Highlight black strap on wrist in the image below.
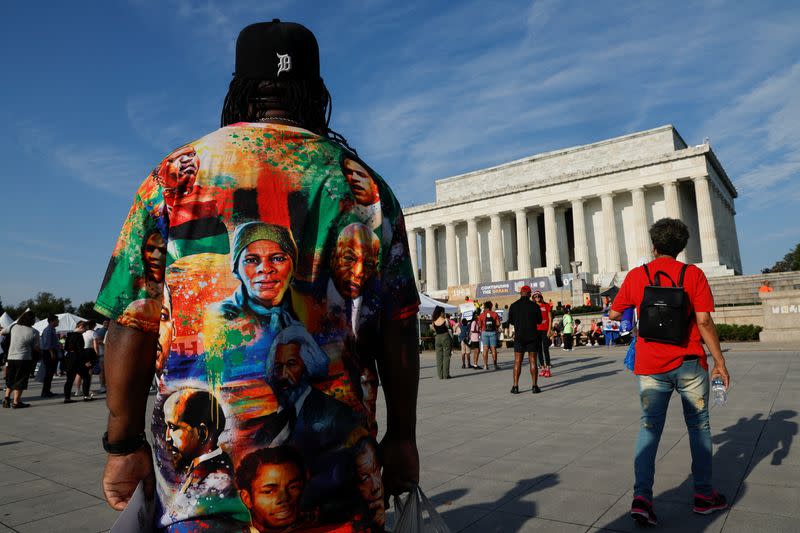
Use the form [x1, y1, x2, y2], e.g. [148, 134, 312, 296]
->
[103, 432, 147, 455]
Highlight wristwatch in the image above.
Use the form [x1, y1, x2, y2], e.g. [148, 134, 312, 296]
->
[102, 432, 147, 455]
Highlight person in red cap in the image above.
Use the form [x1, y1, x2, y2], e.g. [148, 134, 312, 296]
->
[532, 290, 553, 377]
[503, 285, 542, 394]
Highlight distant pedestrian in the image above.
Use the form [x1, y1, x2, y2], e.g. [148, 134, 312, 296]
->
[562, 305, 574, 351]
[468, 317, 481, 369]
[93, 319, 109, 394]
[610, 218, 731, 525]
[63, 322, 95, 403]
[39, 314, 60, 397]
[457, 318, 470, 368]
[430, 306, 452, 379]
[1, 310, 40, 408]
[503, 285, 542, 394]
[758, 280, 773, 293]
[533, 291, 553, 377]
[478, 301, 501, 370]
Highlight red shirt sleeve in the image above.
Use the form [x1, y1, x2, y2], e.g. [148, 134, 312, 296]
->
[689, 266, 715, 312]
[611, 268, 639, 313]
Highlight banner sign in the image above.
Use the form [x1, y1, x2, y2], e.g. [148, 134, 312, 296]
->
[476, 276, 552, 298]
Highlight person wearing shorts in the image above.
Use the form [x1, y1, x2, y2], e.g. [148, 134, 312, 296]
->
[478, 301, 501, 370]
[468, 318, 481, 369]
[503, 286, 542, 394]
[457, 318, 470, 368]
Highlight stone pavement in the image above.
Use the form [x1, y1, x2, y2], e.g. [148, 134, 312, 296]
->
[0, 343, 796, 532]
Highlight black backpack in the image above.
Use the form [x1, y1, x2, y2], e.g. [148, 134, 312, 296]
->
[484, 313, 497, 332]
[638, 263, 690, 345]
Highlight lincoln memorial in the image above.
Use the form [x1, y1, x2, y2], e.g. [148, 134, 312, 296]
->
[403, 125, 742, 300]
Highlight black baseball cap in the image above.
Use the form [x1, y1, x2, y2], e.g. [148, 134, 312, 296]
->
[234, 19, 321, 81]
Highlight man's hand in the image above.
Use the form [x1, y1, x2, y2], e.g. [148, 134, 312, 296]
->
[710, 361, 731, 390]
[380, 431, 419, 501]
[103, 445, 155, 510]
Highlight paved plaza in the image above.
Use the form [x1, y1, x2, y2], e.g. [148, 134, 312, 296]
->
[0, 344, 797, 532]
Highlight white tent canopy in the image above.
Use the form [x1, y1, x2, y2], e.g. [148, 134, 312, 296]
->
[417, 292, 458, 315]
[32, 313, 89, 334]
[0, 312, 13, 329]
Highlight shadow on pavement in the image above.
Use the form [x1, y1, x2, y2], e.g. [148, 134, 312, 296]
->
[541, 370, 621, 392]
[433, 474, 561, 532]
[595, 410, 798, 532]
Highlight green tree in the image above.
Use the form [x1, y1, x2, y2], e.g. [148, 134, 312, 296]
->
[76, 301, 106, 323]
[762, 242, 800, 273]
[9, 292, 74, 320]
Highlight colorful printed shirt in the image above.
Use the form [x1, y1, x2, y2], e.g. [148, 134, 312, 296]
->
[95, 123, 419, 532]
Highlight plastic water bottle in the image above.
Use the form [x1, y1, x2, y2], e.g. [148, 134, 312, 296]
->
[711, 377, 727, 407]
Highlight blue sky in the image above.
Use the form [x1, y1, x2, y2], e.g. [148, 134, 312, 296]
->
[1, 1, 799, 308]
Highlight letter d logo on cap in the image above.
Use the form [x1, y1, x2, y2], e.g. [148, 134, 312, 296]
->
[277, 53, 292, 76]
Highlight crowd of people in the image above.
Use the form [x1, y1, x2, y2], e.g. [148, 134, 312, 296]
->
[0, 312, 108, 408]
[427, 292, 614, 391]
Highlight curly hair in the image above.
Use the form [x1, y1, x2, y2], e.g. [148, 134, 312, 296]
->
[220, 77, 354, 153]
[649, 218, 689, 258]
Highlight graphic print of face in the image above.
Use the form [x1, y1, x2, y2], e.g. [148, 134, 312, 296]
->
[343, 158, 379, 206]
[332, 223, 380, 299]
[241, 461, 304, 531]
[142, 232, 167, 283]
[239, 240, 294, 307]
[355, 439, 385, 526]
[156, 290, 174, 375]
[360, 367, 378, 417]
[158, 145, 199, 197]
[163, 391, 217, 472]
[270, 342, 306, 396]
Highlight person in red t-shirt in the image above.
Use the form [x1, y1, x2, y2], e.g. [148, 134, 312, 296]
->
[609, 218, 730, 525]
[478, 301, 501, 370]
[532, 291, 553, 377]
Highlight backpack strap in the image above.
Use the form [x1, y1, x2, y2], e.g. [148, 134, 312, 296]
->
[653, 271, 679, 287]
[678, 264, 689, 288]
[642, 264, 654, 285]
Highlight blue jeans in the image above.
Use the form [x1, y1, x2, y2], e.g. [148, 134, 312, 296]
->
[481, 331, 497, 348]
[634, 358, 713, 500]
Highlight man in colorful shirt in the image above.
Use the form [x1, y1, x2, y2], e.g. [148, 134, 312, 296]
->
[610, 218, 730, 526]
[98, 20, 420, 532]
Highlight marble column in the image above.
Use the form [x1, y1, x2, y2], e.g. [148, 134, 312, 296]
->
[543, 204, 560, 270]
[424, 226, 438, 291]
[529, 212, 543, 269]
[693, 175, 720, 265]
[601, 193, 621, 272]
[466, 218, 481, 284]
[571, 198, 589, 269]
[631, 187, 650, 263]
[515, 209, 531, 277]
[662, 180, 686, 262]
[489, 214, 505, 281]
[408, 228, 419, 286]
[445, 222, 458, 288]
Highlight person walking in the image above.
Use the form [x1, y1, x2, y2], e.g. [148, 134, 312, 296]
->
[97, 20, 420, 531]
[533, 291, 553, 378]
[478, 301, 501, 370]
[457, 318, 470, 368]
[562, 305, 574, 351]
[39, 314, 60, 397]
[431, 306, 452, 379]
[468, 317, 481, 369]
[63, 322, 94, 403]
[610, 218, 731, 526]
[93, 319, 109, 394]
[1, 310, 40, 409]
[503, 286, 542, 394]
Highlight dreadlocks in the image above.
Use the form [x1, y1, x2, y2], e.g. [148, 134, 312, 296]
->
[220, 77, 355, 153]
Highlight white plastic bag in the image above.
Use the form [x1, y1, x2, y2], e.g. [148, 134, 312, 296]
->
[392, 485, 452, 533]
